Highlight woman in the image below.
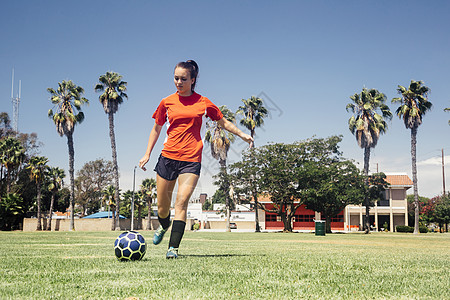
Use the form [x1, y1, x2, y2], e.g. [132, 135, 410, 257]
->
[139, 60, 253, 259]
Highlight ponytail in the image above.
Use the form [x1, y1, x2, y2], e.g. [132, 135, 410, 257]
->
[175, 60, 199, 91]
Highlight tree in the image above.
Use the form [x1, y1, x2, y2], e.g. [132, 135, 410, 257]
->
[0, 137, 26, 194]
[48, 80, 89, 231]
[235, 142, 303, 232]
[134, 191, 145, 230]
[95, 72, 128, 231]
[46, 167, 65, 230]
[202, 199, 212, 211]
[120, 190, 133, 218]
[406, 194, 429, 227]
[302, 160, 366, 233]
[367, 173, 390, 207]
[75, 159, 114, 213]
[434, 193, 450, 232]
[74, 176, 96, 217]
[346, 88, 392, 233]
[392, 80, 432, 234]
[27, 156, 49, 231]
[236, 96, 268, 232]
[205, 105, 236, 231]
[1, 165, 37, 230]
[236, 96, 268, 144]
[211, 188, 227, 205]
[16, 132, 41, 158]
[0, 112, 14, 138]
[140, 178, 156, 230]
[230, 136, 363, 232]
[102, 185, 118, 221]
[213, 168, 237, 230]
[205, 105, 236, 169]
[0, 193, 26, 230]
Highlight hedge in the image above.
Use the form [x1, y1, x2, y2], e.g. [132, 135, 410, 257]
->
[396, 225, 428, 233]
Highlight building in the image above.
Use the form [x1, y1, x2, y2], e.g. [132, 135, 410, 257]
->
[345, 173, 413, 232]
[258, 173, 413, 232]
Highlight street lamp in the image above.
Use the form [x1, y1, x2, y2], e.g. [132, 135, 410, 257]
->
[131, 166, 137, 231]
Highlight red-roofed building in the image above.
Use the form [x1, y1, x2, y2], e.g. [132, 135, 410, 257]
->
[257, 173, 413, 232]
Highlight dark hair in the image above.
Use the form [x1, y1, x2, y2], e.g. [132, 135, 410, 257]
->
[175, 60, 199, 91]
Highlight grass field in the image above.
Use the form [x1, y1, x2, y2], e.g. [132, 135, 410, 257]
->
[0, 231, 449, 299]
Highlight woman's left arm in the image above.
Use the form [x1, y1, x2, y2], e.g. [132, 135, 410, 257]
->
[217, 118, 254, 147]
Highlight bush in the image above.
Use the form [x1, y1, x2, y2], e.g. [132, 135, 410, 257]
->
[419, 225, 429, 233]
[396, 225, 428, 233]
[396, 225, 414, 233]
[192, 223, 200, 231]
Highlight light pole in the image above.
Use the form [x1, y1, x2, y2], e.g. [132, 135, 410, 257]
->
[131, 166, 137, 231]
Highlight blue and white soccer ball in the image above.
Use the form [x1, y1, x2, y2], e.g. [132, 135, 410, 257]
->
[114, 231, 146, 261]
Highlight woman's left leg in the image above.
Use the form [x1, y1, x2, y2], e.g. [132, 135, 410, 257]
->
[174, 173, 199, 221]
[167, 173, 199, 258]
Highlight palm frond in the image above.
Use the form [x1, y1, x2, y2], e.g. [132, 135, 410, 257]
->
[347, 87, 391, 149]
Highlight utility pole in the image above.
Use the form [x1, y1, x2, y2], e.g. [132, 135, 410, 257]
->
[11, 69, 21, 132]
[131, 166, 136, 230]
[442, 149, 446, 195]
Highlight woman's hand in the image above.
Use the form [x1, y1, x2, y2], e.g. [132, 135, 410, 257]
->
[139, 155, 150, 171]
[218, 118, 254, 148]
[139, 123, 162, 171]
[241, 133, 254, 148]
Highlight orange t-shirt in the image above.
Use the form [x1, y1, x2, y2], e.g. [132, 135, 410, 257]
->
[152, 92, 223, 163]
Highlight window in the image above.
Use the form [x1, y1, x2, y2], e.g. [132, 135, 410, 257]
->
[378, 189, 390, 206]
[331, 215, 344, 222]
[266, 214, 277, 222]
[294, 215, 314, 222]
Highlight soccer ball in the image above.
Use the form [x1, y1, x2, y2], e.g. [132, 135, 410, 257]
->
[114, 231, 146, 261]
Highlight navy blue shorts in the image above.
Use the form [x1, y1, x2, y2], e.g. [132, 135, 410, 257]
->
[154, 155, 201, 181]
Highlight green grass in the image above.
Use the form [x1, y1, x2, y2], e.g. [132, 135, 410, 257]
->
[0, 231, 449, 299]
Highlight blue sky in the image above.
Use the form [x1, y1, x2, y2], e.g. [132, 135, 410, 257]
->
[1, 0, 449, 199]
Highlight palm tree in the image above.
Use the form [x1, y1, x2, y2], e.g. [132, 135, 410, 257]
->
[205, 105, 236, 169]
[102, 185, 117, 221]
[237, 96, 268, 145]
[205, 106, 236, 232]
[134, 191, 145, 230]
[392, 80, 432, 234]
[122, 189, 144, 230]
[48, 80, 88, 231]
[27, 156, 49, 231]
[46, 167, 65, 231]
[346, 88, 392, 233]
[0, 137, 25, 193]
[236, 96, 268, 232]
[141, 178, 157, 230]
[95, 72, 128, 231]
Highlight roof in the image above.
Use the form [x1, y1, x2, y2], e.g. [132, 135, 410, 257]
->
[254, 174, 413, 203]
[82, 212, 126, 219]
[54, 211, 70, 217]
[384, 174, 413, 187]
[256, 194, 301, 204]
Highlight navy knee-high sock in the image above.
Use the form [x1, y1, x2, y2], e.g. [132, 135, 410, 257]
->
[158, 214, 171, 230]
[169, 220, 186, 249]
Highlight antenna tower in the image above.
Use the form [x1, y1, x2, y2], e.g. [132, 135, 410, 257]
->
[11, 69, 21, 132]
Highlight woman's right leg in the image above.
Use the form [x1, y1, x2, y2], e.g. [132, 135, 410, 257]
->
[153, 174, 176, 245]
[156, 174, 176, 219]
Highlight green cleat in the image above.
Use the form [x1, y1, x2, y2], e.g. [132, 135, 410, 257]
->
[166, 247, 179, 259]
[153, 225, 169, 245]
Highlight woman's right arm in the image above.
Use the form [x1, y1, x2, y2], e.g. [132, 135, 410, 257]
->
[139, 122, 163, 171]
